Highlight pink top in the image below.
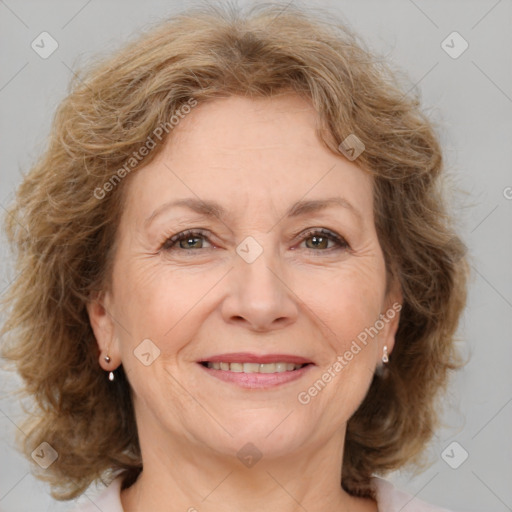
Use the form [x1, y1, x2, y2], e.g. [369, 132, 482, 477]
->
[72, 476, 456, 511]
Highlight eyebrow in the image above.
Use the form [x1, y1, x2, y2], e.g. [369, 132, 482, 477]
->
[144, 196, 362, 228]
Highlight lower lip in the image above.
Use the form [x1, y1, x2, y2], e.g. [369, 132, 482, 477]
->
[198, 363, 313, 389]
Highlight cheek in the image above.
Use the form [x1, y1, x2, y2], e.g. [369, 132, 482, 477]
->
[302, 260, 386, 349]
[297, 266, 385, 421]
[112, 258, 223, 359]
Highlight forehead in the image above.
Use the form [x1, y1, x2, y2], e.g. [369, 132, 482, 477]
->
[123, 93, 374, 226]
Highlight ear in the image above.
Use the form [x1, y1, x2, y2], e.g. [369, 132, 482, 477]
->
[380, 279, 403, 356]
[86, 290, 122, 371]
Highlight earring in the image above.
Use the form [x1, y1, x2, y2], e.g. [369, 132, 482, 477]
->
[104, 354, 114, 381]
[382, 345, 389, 364]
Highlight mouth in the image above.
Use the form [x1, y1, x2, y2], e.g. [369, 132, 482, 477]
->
[197, 353, 314, 389]
[200, 361, 309, 373]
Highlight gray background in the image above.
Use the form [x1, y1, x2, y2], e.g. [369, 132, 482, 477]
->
[0, 0, 511, 511]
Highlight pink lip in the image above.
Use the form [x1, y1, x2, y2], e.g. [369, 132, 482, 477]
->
[198, 362, 313, 389]
[199, 352, 314, 365]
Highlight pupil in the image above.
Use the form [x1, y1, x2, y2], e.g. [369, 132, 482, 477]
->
[311, 236, 326, 249]
[181, 237, 200, 249]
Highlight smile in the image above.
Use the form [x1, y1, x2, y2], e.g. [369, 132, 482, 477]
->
[202, 362, 307, 373]
[197, 353, 314, 389]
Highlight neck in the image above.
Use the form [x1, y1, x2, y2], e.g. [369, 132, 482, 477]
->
[120, 429, 377, 512]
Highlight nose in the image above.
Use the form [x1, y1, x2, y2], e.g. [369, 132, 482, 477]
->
[221, 245, 299, 333]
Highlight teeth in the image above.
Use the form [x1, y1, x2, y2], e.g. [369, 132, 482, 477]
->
[206, 362, 305, 373]
[275, 362, 287, 372]
[243, 363, 260, 373]
[259, 363, 275, 373]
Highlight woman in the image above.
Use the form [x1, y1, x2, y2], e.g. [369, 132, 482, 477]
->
[1, 3, 468, 511]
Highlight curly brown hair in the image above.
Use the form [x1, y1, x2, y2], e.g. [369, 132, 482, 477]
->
[1, 1, 468, 501]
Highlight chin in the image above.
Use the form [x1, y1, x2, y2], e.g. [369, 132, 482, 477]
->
[205, 412, 314, 457]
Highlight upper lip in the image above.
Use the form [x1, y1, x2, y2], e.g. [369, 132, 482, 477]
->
[199, 352, 314, 365]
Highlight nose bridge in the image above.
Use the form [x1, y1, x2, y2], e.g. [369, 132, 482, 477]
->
[240, 237, 281, 298]
[222, 231, 298, 330]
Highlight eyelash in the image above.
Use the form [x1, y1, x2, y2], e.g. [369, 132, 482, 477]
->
[161, 228, 350, 254]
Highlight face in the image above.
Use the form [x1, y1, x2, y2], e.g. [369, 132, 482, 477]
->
[88, 93, 401, 463]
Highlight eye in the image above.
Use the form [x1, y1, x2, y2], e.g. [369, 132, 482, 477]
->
[162, 229, 213, 251]
[297, 228, 350, 252]
[161, 228, 350, 253]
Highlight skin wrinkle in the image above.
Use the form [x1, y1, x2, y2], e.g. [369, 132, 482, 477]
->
[0, 4, 469, 506]
[143, 196, 364, 232]
[87, 94, 400, 512]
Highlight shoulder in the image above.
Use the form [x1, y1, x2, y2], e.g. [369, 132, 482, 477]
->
[371, 476, 456, 512]
[70, 477, 124, 512]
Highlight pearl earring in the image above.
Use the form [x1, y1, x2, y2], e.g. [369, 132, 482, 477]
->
[104, 354, 114, 381]
[382, 345, 389, 364]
